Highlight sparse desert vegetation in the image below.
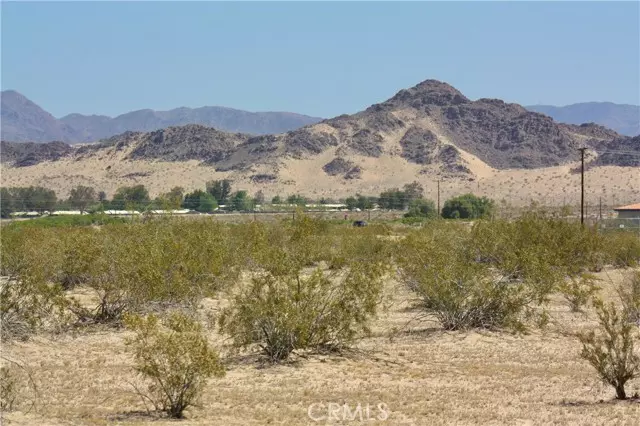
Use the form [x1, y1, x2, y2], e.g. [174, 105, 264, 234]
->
[1, 212, 640, 424]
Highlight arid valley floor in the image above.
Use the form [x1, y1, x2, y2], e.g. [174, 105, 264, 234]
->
[3, 267, 640, 426]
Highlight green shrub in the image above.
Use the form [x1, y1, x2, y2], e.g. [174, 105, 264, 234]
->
[0, 227, 71, 340]
[219, 225, 390, 362]
[79, 220, 238, 323]
[57, 228, 104, 289]
[441, 194, 495, 219]
[2, 218, 239, 327]
[471, 214, 606, 290]
[404, 198, 437, 219]
[124, 312, 225, 418]
[2, 214, 125, 229]
[220, 267, 386, 362]
[604, 231, 640, 268]
[578, 300, 640, 400]
[618, 271, 640, 325]
[558, 273, 600, 312]
[397, 222, 542, 331]
[182, 190, 218, 212]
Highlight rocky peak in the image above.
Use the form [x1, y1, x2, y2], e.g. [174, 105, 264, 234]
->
[387, 79, 470, 109]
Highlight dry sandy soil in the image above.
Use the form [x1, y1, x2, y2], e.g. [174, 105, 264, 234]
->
[1, 143, 638, 209]
[2, 267, 640, 425]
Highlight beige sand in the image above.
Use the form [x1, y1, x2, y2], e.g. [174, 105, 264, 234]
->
[1, 144, 638, 209]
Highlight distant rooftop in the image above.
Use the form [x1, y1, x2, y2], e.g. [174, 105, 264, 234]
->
[614, 203, 640, 211]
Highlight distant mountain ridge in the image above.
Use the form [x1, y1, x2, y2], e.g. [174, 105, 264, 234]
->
[0, 90, 323, 143]
[1, 90, 81, 143]
[3, 79, 638, 207]
[526, 102, 639, 136]
[3, 79, 635, 172]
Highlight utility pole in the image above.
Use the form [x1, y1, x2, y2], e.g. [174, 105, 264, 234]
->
[579, 147, 587, 226]
[599, 197, 602, 221]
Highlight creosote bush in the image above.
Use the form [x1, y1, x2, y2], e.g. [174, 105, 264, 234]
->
[578, 299, 640, 400]
[124, 312, 225, 419]
[1, 226, 71, 340]
[604, 231, 640, 268]
[618, 271, 640, 325]
[559, 273, 600, 313]
[219, 215, 391, 362]
[397, 222, 538, 331]
[0, 365, 18, 412]
[1, 218, 240, 328]
[398, 215, 639, 332]
[471, 213, 605, 282]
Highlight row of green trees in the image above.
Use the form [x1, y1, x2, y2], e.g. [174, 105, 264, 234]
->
[343, 182, 496, 219]
[1, 181, 495, 219]
[1, 187, 58, 217]
[0, 181, 261, 217]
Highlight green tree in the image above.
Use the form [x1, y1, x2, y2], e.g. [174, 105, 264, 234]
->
[344, 194, 373, 211]
[404, 198, 437, 218]
[442, 194, 495, 219]
[11, 186, 58, 212]
[206, 180, 232, 204]
[68, 185, 97, 213]
[378, 188, 408, 210]
[345, 196, 358, 211]
[156, 187, 185, 209]
[271, 195, 282, 204]
[403, 181, 424, 203]
[1, 188, 14, 218]
[183, 190, 209, 212]
[253, 190, 265, 206]
[356, 194, 374, 210]
[112, 185, 150, 210]
[230, 191, 253, 211]
[197, 193, 217, 213]
[286, 194, 307, 206]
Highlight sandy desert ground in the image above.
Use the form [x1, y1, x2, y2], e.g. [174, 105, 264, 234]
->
[2, 267, 640, 426]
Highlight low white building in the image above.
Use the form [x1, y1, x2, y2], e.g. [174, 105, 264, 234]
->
[103, 210, 141, 216]
[9, 211, 41, 217]
[148, 209, 192, 215]
[50, 210, 88, 216]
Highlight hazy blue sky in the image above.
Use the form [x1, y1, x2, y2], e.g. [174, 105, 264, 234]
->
[2, 1, 639, 118]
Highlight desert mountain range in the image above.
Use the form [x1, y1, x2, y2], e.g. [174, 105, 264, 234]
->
[0, 90, 322, 143]
[1, 80, 639, 207]
[1, 89, 638, 145]
[526, 103, 639, 137]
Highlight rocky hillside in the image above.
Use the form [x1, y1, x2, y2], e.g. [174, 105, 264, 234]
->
[2, 80, 635, 179]
[591, 135, 640, 167]
[527, 102, 640, 137]
[74, 125, 249, 164]
[0, 90, 322, 143]
[0, 141, 73, 167]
